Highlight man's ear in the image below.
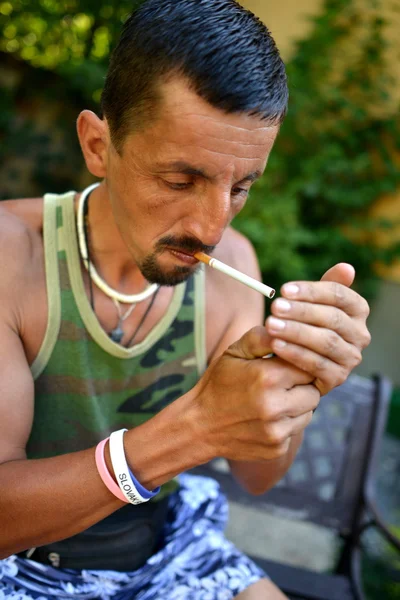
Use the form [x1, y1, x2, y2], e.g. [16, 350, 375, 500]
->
[76, 110, 108, 178]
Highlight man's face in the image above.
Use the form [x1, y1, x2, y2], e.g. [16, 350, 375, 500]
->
[105, 78, 279, 285]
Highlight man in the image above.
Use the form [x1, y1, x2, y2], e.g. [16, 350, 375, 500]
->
[0, 1, 370, 598]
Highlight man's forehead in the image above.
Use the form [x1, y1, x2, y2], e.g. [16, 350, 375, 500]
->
[157, 76, 279, 142]
[137, 108, 278, 164]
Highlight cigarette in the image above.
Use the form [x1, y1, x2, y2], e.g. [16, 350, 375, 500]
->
[194, 252, 275, 299]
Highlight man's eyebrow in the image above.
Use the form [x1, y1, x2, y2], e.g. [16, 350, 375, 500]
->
[156, 161, 262, 183]
[156, 161, 210, 179]
[240, 171, 262, 183]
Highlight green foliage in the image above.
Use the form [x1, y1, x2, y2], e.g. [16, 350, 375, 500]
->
[0, 0, 134, 105]
[1, 0, 400, 298]
[361, 524, 400, 599]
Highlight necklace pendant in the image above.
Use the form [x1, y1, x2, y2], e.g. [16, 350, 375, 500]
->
[110, 326, 124, 344]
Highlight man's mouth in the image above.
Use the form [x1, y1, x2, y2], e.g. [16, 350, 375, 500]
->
[167, 248, 199, 265]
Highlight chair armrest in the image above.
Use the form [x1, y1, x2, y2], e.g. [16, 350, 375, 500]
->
[363, 375, 398, 551]
[364, 499, 400, 553]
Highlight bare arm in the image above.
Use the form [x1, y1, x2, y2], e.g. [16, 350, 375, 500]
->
[206, 231, 306, 494]
[0, 219, 119, 556]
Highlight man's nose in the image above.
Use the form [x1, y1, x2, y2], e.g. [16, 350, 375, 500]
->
[182, 188, 233, 248]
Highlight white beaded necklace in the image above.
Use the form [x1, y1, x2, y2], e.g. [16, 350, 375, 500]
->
[77, 183, 159, 304]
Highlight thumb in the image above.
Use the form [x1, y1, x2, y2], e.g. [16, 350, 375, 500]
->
[321, 263, 355, 288]
[226, 326, 273, 360]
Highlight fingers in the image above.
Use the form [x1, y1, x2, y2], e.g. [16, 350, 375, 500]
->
[252, 385, 320, 458]
[289, 410, 315, 437]
[320, 262, 355, 287]
[280, 280, 370, 319]
[264, 383, 321, 419]
[263, 268, 372, 396]
[226, 326, 273, 360]
[259, 411, 314, 456]
[247, 355, 315, 395]
[266, 317, 363, 368]
[267, 340, 349, 395]
[221, 396, 317, 462]
[270, 299, 370, 348]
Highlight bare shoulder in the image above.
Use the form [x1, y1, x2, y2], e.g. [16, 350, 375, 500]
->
[0, 201, 43, 463]
[1, 197, 44, 234]
[0, 206, 34, 274]
[0, 201, 44, 329]
[0, 201, 42, 271]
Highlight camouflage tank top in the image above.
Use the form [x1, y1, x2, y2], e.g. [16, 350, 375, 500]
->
[27, 190, 207, 500]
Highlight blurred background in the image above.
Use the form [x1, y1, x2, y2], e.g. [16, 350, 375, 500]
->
[1, 0, 399, 597]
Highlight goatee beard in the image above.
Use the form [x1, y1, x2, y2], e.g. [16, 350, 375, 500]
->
[139, 255, 200, 286]
[138, 234, 215, 286]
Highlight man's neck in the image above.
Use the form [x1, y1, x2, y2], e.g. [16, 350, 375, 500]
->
[77, 182, 149, 294]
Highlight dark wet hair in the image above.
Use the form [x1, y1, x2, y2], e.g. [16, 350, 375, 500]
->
[101, 0, 288, 152]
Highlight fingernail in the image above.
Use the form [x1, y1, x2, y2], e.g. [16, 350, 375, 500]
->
[275, 299, 291, 313]
[268, 317, 286, 332]
[274, 339, 287, 349]
[283, 283, 299, 298]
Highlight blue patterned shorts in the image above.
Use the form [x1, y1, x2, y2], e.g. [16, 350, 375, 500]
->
[0, 474, 267, 599]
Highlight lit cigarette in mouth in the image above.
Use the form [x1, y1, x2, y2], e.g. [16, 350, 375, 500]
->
[194, 252, 275, 299]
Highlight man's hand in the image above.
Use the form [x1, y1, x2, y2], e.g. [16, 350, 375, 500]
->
[189, 326, 320, 463]
[266, 263, 371, 396]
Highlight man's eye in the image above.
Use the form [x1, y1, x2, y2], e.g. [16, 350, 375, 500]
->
[165, 181, 192, 190]
[232, 188, 249, 197]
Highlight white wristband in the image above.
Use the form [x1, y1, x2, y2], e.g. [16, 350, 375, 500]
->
[109, 428, 148, 505]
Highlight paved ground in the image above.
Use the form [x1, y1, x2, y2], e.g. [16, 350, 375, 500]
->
[226, 501, 338, 572]
[223, 433, 400, 573]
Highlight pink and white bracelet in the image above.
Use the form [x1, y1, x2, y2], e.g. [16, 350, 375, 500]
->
[95, 437, 128, 503]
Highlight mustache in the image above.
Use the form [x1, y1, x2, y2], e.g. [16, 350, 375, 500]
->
[155, 235, 215, 256]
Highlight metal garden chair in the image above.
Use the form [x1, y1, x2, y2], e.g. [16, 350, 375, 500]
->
[192, 374, 399, 600]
